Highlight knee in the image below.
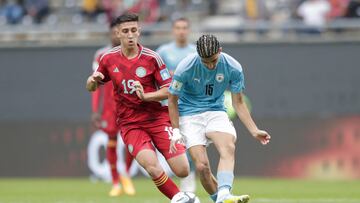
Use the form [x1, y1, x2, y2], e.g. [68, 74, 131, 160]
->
[219, 142, 235, 158]
[173, 164, 189, 178]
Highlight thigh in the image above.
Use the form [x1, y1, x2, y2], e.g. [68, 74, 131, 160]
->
[120, 127, 155, 158]
[146, 121, 186, 160]
[179, 114, 208, 149]
[188, 145, 210, 166]
[205, 111, 237, 139]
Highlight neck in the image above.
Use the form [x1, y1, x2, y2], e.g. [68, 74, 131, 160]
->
[122, 46, 139, 59]
[176, 40, 187, 48]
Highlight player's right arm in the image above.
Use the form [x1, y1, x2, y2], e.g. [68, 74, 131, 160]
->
[168, 74, 186, 153]
[86, 54, 110, 92]
[86, 72, 105, 92]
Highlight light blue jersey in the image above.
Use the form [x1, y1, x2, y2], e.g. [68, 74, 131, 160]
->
[168, 52, 245, 116]
[156, 42, 196, 72]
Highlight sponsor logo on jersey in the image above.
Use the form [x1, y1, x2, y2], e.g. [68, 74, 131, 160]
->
[136, 67, 147, 77]
[193, 78, 201, 83]
[216, 73, 224, 82]
[113, 67, 119, 73]
[160, 69, 171, 80]
[171, 80, 183, 91]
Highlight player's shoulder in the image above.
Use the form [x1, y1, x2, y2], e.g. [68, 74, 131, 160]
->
[141, 46, 165, 67]
[188, 43, 196, 51]
[174, 53, 199, 75]
[95, 45, 112, 58]
[221, 52, 243, 72]
[99, 45, 121, 61]
[156, 42, 174, 53]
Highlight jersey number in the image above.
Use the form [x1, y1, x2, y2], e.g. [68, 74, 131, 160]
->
[122, 79, 136, 94]
[205, 84, 214, 96]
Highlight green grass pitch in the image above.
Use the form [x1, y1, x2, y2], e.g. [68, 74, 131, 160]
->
[0, 178, 359, 203]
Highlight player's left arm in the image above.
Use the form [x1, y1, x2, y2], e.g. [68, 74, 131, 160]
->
[232, 92, 270, 145]
[133, 81, 169, 102]
[134, 53, 173, 102]
[229, 59, 271, 145]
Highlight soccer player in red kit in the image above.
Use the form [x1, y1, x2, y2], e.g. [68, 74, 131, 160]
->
[91, 20, 135, 197]
[86, 13, 189, 200]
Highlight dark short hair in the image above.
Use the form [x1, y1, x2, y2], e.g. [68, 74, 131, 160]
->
[113, 12, 139, 26]
[109, 18, 117, 29]
[196, 34, 220, 58]
[172, 17, 190, 27]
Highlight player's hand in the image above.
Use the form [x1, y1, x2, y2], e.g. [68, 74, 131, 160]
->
[91, 112, 102, 128]
[169, 128, 184, 154]
[86, 72, 105, 91]
[92, 72, 105, 82]
[133, 81, 146, 100]
[252, 129, 271, 145]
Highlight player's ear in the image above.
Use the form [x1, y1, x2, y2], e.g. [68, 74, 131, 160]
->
[218, 47, 223, 53]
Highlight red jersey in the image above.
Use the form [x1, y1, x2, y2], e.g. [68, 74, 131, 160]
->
[95, 44, 172, 126]
[91, 45, 116, 116]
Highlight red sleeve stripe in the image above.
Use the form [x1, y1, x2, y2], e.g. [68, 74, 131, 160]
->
[142, 48, 165, 67]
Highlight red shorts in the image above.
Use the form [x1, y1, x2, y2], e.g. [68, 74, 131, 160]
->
[120, 120, 185, 160]
[101, 110, 118, 137]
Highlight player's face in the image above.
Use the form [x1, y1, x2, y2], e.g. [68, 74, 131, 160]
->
[116, 21, 140, 48]
[201, 52, 220, 69]
[172, 20, 189, 43]
[110, 27, 121, 47]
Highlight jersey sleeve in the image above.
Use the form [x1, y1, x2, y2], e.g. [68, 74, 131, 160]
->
[224, 53, 245, 93]
[168, 62, 188, 96]
[95, 55, 111, 83]
[153, 54, 172, 88]
[230, 69, 245, 93]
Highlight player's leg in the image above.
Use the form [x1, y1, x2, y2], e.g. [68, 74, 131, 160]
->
[188, 145, 218, 200]
[106, 133, 122, 197]
[125, 147, 133, 175]
[122, 128, 180, 199]
[180, 151, 196, 192]
[121, 144, 136, 195]
[178, 113, 218, 202]
[147, 121, 189, 178]
[206, 111, 249, 203]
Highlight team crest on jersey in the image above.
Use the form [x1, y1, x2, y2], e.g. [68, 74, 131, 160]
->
[136, 67, 147, 78]
[216, 73, 224, 82]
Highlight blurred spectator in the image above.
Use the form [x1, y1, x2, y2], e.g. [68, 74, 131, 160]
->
[128, 0, 159, 23]
[82, 0, 103, 21]
[328, 0, 350, 19]
[0, 0, 24, 24]
[297, 0, 331, 33]
[345, 0, 360, 17]
[24, 0, 50, 24]
[102, 0, 125, 22]
[243, 0, 270, 21]
[103, 0, 159, 24]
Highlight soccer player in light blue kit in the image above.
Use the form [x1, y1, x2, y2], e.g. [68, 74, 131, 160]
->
[157, 17, 196, 74]
[156, 17, 197, 193]
[168, 35, 271, 203]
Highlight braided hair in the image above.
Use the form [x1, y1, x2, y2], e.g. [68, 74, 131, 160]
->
[196, 34, 220, 58]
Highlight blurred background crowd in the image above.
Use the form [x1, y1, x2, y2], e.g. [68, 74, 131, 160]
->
[1, 0, 360, 44]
